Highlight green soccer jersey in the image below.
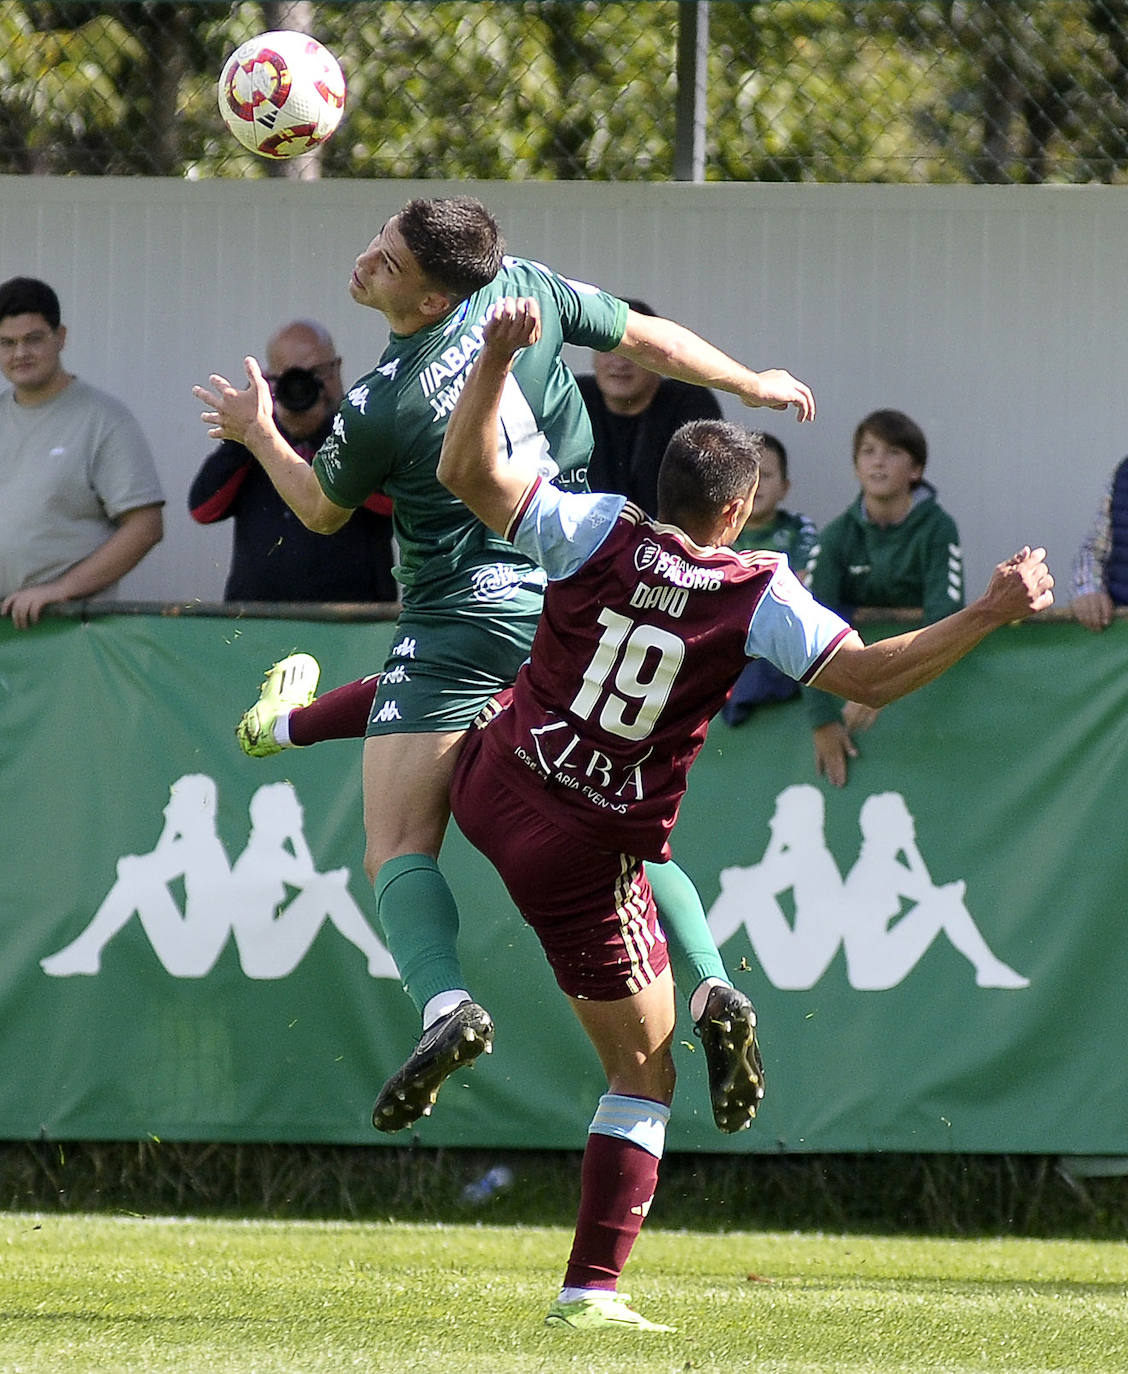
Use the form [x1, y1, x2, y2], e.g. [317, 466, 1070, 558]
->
[313, 256, 628, 607]
[733, 508, 818, 573]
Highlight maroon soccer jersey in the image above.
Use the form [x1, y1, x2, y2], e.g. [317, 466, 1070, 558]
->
[469, 486, 850, 862]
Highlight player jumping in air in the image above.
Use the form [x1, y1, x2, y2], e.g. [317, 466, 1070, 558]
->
[196, 196, 815, 1136]
[436, 297, 1052, 1331]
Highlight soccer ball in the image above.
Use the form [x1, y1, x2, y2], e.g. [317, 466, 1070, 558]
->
[218, 31, 346, 159]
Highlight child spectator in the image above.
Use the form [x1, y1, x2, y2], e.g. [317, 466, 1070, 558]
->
[805, 408, 964, 786]
[723, 431, 818, 725]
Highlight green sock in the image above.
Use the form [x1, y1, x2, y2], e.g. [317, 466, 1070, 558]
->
[373, 854, 465, 1016]
[647, 859, 731, 1005]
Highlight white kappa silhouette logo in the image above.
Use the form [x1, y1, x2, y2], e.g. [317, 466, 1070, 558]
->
[707, 784, 1028, 991]
[40, 775, 398, 981]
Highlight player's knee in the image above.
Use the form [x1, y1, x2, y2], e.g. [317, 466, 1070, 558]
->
[616, 1049, 675, 1105]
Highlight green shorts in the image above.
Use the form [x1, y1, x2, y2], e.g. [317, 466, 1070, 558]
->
[366, 582, 544, 737]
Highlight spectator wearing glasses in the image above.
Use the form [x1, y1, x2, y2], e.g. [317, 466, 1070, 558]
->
[189, 319, 396, 603]
[0, 275, 165, 629]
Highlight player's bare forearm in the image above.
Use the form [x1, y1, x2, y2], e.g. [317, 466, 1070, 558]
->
[815, 546, 1054, 707]
[614, 312, 815, 421]
[438, 297, 541, 535]
[252, 429, 350, 534]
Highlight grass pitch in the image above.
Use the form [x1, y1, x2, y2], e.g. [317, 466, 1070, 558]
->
[2, 1214, 1125, 1374]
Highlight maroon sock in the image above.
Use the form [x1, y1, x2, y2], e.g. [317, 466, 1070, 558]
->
[288, 675, 380, 746]
[563, 1130, 660, 1291]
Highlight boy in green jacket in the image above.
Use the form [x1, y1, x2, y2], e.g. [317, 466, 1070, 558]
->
[805, 409, 963, 786]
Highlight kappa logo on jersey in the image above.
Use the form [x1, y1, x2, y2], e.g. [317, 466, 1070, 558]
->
[382, 663, 411, 685]
[471, 563, 524, 602]
[373, 700, 402, 724]
[391, 635, 417, 659]
[347, 382, 371, 414]
[376, 359, 400, 381]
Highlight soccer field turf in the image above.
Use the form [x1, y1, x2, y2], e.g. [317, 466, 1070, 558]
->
[2, 1214, 1125, 1373]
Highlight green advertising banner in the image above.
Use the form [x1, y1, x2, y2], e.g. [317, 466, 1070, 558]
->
[2, 611, 1126, 1155]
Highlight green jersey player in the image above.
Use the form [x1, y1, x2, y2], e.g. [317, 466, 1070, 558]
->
[195, 196, 816, 1132]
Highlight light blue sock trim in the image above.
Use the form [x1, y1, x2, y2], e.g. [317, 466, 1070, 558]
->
[588, 1092, 670, 1160]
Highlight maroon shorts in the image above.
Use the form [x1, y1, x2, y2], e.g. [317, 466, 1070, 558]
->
[450, 727, 669, 1001]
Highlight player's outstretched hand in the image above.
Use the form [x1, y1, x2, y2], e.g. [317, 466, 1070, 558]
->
[981, 546, 1054, 623]
[745, 368, 816, 423]
[484, 297, 542, 359]
[193, 356, 275, 445]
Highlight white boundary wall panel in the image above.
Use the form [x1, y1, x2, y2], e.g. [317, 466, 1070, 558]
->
[2, 177, 1125, 604]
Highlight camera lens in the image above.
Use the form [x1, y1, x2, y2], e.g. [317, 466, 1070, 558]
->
[273, 367, 322, 413]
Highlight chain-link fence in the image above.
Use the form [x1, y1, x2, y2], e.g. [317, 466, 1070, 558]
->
[2, 1, 1128, 181]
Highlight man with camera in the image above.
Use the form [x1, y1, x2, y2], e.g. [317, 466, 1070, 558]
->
[189, 319, 396, 603]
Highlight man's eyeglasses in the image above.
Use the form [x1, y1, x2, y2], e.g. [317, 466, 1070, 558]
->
[0, 329, 57, 352]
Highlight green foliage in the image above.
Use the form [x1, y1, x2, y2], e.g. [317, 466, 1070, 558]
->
[1, 1, 1128, 181]
[2, 1212, 1127, 1372]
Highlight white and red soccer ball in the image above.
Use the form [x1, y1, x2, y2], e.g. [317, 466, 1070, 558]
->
[218, 31, 346, 160]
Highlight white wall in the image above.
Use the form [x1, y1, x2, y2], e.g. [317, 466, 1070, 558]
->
[2, 176, 1126, 603]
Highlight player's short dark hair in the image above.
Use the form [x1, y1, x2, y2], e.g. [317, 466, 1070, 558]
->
[624, 298, 656, 316]
[657, 420, 762, 527]
[397, 197, 504, 303]
[752, 430, 788, 480]
[0, 276, 61, 330]
[853, 408, 928, 472]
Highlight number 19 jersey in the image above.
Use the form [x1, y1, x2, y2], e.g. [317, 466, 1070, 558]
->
[471, 480, 852, 862]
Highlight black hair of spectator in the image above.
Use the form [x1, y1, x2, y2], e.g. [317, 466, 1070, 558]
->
[0, 276, 61, 329]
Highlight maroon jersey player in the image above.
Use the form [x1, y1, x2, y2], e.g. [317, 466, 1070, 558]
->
[436, 297, 1053, 1334]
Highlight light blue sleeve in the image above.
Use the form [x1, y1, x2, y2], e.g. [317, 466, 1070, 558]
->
[746, 559, 852, 680]
[511, 483, 628, 581]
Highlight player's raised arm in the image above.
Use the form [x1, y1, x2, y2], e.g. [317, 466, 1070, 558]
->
[614, 308, 815, 422]
[437, 297, 543, 535]
[814, 546, 1054, 707]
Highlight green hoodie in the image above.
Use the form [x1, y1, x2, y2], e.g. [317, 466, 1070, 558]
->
[805, 482, 963, 727]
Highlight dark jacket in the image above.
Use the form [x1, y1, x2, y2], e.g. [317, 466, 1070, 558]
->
[577, 375, 723, 517]
[189, 435, 396, 603]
